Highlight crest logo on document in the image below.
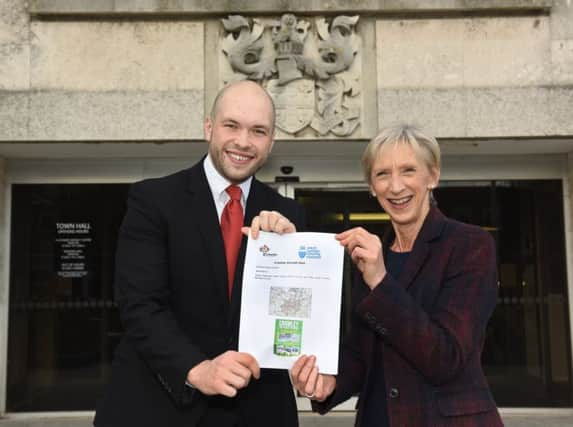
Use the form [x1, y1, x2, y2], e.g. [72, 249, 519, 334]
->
[260, 244, 277, 257]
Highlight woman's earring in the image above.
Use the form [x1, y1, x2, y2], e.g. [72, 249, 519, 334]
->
[371, 191, 376, 197]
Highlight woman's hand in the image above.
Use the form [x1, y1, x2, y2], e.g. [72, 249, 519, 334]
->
[290, 355, 336, 402]
[242, 210, 296, 239]
[336, 227, 386, 290]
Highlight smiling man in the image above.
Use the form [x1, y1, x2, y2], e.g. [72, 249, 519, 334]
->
[94, 81, 305, 427]
[205, 81, 276, 184]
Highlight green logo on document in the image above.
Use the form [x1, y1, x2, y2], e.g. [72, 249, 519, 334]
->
[274, 319, 302, 357]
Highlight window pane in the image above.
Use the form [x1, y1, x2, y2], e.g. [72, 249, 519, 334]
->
[295, 180, 572, 407]
[7, 184, 128, 411]
[7, 180, 571, 410]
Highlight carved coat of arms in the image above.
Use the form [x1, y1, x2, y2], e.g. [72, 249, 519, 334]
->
[220, 14, 361, 137]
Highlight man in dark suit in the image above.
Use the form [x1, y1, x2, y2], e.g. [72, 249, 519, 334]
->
[94, 80, 305, 427]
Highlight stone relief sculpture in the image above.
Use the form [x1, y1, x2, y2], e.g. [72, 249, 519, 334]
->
[270, 14, 310, 85]
[221, 15, 275, 80]
[221, 14, 361, 137]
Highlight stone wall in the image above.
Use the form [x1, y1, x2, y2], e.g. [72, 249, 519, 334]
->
[1, 0, 571, 142]
[376, 13, 573, 137]
[28, 0, 554, 15]
[1, 0, 205, 141]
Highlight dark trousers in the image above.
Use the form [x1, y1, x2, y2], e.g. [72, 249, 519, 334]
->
[197, 395, 245, 427]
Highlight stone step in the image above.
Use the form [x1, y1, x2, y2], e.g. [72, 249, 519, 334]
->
[1, 412, 573, 427]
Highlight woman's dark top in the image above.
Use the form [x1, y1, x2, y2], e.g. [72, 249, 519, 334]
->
[361, 248, 410, 427]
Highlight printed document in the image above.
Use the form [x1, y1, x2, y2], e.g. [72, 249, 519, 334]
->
[238, 231, 344, 374]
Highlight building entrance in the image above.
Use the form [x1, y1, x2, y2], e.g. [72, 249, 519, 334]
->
[7, 184, 128, 411]
[5, 179, 572, 411]
[295, 179, 572, 407]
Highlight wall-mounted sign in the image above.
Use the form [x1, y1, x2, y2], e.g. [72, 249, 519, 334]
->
[55, 222, 92, 278]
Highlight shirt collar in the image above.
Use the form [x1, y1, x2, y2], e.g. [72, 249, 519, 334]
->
[203, 154, 252, 203]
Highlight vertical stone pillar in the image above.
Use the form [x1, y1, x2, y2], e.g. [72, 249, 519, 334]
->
[566, 152, 573, 381]
[0, 157, 8, 415]
[0, 0, 30, 142]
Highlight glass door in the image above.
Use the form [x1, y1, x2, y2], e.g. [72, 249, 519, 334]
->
[7, 184, 128, 411]
[6, 179, 572, 411]
[294, 179, 572, 407]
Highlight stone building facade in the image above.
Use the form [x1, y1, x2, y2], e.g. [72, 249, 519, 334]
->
[1, 1, 573, 425]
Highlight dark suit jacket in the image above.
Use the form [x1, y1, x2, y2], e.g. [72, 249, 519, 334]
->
[94, 160, 305, 427]
[315, 206, 503, 427]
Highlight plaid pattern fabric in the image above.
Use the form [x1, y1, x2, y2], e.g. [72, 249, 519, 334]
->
[315, 207, 504, 427]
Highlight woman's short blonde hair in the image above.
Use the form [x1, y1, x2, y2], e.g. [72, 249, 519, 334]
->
[361, 124, 441, 184]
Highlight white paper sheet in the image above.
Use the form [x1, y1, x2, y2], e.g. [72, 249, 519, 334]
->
[238, 231, 344, 374]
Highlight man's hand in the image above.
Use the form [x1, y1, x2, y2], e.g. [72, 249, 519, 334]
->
[242, 210, 296, 239]
[186, 351, 260, 397]
[290, 355, 336, 402]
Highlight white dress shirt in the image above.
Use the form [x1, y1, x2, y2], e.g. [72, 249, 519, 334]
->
[203, 154, 252, 222]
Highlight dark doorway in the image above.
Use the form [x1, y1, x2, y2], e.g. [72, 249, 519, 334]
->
[295, 180, 572, 407]
[7, 184, 128, 411]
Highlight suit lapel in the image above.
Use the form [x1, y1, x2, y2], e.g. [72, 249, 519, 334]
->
[399, 240, 430, 289]
[386, 206, 446, 289]
[185, 162, 231, 313]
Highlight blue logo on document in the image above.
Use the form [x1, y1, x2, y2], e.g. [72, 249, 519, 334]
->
[298, 245, 321, 259]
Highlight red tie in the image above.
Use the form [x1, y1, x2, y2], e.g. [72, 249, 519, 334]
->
[221, 185, 244, 298]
